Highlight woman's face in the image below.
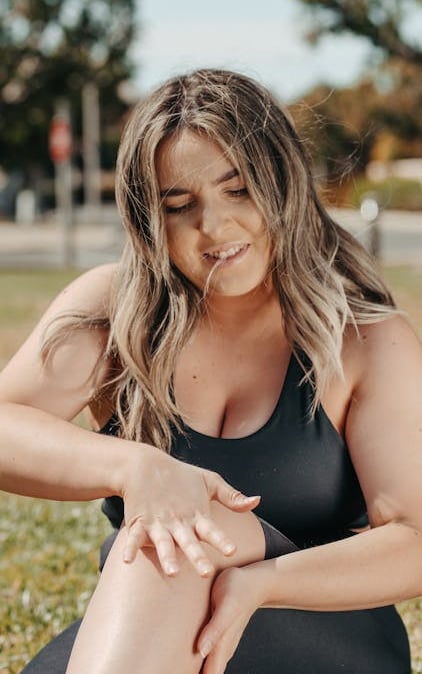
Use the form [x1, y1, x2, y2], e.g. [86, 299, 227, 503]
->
[156, 130, 272, 297]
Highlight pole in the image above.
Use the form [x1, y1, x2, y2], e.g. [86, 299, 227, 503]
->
[82, 82, 101, 220]
[52, 100, 74, 267]
[360, 195, 381, 261]
[368, 220, 381, 259]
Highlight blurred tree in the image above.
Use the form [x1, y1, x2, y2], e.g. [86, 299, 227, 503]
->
[292, 80, 378, 174]
[290, 80, 380, 201]
[297, 0, 422, 63]
[292, 0, 422, 204]
[371, 59, 422, 142]
[0, 0, 137, 190]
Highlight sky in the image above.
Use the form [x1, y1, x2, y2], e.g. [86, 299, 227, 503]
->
[130, 0, 377, 102]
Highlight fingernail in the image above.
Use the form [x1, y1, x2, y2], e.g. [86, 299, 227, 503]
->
[164, 561, 179, 576]
[200, 639, 212, 658]
[237, 494, 259, 502]
[198, 561, 214, 576]
[223, 542, 235, 554]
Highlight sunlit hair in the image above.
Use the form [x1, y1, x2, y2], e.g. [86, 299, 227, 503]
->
[42, 68, 396, 450]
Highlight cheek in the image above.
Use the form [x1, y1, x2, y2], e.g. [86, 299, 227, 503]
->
[257, 225, 272, 257]
[166, 228, 182, 260]
[167, 229, 198, 271]
[253, 212, 269, 241]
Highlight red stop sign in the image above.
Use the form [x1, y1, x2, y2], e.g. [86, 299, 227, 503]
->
[49, 116, 72, 163]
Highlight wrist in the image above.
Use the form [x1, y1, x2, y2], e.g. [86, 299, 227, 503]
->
[113, 438, 165, 498]
[242, 558, 282, 608]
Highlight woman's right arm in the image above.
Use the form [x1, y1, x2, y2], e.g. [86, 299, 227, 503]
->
[0, 264, 259, 574]
[0, 263, 126, 500]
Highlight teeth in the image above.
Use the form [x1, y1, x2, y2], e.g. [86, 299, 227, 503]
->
[208, 244, 245, 260]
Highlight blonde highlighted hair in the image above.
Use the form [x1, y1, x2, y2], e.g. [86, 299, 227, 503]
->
[43, 69, 396, 450]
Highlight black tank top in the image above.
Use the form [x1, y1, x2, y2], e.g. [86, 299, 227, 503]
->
[101, 354, 367, 548]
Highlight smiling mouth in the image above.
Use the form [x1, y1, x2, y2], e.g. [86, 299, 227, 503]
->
[203, 243, 249, 262]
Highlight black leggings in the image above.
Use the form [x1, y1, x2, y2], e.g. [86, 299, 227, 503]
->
[259, 516, 298, 559]
[20, 524, 410, 674]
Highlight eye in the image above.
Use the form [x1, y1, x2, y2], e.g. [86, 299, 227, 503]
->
[226, 187, 249, 198]
[165, 201, 195, 215]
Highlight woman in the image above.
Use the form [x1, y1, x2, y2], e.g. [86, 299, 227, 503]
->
[1, 69, 421, 674]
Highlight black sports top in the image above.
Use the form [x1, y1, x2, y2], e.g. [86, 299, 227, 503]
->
[101, 353, 367, 548]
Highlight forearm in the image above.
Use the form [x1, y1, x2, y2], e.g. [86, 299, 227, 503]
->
[250, 523, 422, 611]
[0, 402, 151, 501]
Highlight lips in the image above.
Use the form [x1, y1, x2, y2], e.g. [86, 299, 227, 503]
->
[203, 243, 249, 261]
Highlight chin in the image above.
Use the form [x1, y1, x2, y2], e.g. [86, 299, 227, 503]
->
[206, 277, 269, 298]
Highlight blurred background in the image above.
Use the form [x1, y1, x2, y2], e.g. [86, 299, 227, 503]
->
[0, 1, 421, 672]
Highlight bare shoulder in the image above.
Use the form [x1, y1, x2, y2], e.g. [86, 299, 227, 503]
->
[45, 262, 118, 317]
[357, 313, 420, 350]
[345, 314, 422, 394]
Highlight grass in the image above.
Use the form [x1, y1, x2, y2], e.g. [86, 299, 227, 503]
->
[0, 496, 110, 672]
[0, 266, 421, 673]
[0, 269, 79, 370]
[383, 265, 422, 331]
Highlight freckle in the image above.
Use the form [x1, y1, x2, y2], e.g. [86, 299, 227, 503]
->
[193, 375, 197, 380]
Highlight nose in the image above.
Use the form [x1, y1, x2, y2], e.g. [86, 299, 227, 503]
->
[200, 201, 230, 238]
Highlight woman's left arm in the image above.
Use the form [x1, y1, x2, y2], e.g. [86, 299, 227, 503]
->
[199, 315, 422, 673]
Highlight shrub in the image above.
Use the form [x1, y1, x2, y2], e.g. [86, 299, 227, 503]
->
[347, 176, 422, 211]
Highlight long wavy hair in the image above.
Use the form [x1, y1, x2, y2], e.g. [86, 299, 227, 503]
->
[42, 68, 396, 450]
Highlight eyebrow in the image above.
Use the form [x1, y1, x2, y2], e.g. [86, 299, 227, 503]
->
[160, 168, 239, 197]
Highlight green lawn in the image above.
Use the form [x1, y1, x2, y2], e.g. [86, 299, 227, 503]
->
[0, 495, 110, 672]
[0, 266, 421, 673]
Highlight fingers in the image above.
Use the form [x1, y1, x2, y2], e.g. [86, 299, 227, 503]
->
[172, 510, 249, 575]
[148, 522, 179, 576]
[202, 639, 243, 674]
[170, 520, 215, 577]
[125, 516, 237, 576]
[205, 473, 261, 512]
[201, 644, 235, 674]
[198, 604, 228, 658]
[195, 515, 236, 557]
[123, 518, 147, 563]
[123, 512, 225, 575]
[198, 605, 242, 674]
[125, 518, 209, 577]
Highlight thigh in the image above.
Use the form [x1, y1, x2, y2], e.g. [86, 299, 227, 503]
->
[66, 503, 266, 674]
[226, 605, 410, 674]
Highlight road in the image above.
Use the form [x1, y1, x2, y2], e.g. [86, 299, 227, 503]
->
[331, 208, 422, 266]
[0, 207, 421, 269]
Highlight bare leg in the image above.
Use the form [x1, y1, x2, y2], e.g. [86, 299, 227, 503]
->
[66, 503, 265, 674]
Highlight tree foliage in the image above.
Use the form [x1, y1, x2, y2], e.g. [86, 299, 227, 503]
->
[292, 0, 422, 199]
[0, 0, 136, 175]
[372, 60, 422, 140]
[298, 0, 422, 63]
[290, 80, 379, 196]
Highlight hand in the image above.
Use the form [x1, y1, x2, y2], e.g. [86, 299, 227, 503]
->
[121, 446, 260, 575]
[197, 566, 262, 674]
